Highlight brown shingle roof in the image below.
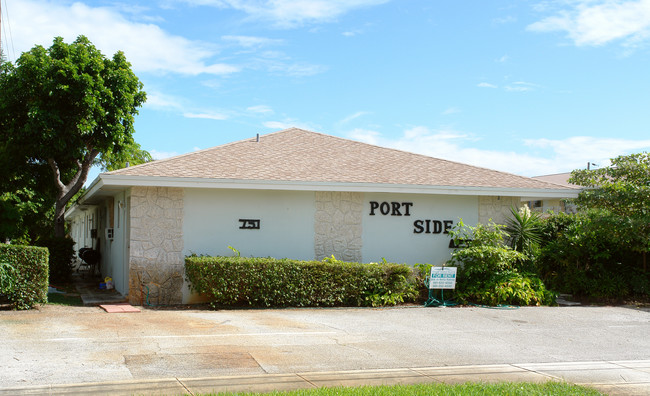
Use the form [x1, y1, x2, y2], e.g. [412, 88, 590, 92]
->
[106, 128, 575, 190]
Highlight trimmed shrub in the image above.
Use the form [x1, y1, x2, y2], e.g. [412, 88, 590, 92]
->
[185, 255, 418, 308]
[39, 237, 75, 283]
[0, 244, 49, 309]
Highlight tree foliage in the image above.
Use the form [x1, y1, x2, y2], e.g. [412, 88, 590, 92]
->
[569, 152, 650, 270]
[537, 210, 649, 299]
[0, 36, 147, 238]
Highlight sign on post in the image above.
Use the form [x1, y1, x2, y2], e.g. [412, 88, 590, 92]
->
[429, 266, 457, 290]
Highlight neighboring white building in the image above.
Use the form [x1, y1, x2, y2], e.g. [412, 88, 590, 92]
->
[532, 172, 579, 213]
[65, 128, 580, 305]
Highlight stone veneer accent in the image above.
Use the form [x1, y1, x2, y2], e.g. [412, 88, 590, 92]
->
[478, 196, 522, 225]
[129, 187, 184, 305]
[314, 192, 363, 262]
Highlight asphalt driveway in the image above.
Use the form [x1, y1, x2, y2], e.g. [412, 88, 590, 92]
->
[1, 304, 650, 392]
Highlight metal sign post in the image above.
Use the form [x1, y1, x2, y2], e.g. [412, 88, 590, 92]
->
[424, 266, 457, 307]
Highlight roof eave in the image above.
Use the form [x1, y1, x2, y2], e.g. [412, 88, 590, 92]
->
[97, 174, 581, 198]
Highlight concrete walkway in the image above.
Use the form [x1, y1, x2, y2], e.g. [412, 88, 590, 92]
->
[2, 360, 650, 395]
[73, 274, 127, 306]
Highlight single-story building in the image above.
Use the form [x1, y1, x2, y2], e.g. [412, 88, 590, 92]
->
[65, 128, 580, 305]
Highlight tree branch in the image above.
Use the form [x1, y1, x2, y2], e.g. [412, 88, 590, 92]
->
[61, 148, 100, 205]
[47, 158, 66, 194]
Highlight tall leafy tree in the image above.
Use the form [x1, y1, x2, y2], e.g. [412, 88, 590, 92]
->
[569, 152, 650, 271]
[0, 36, 146, 238]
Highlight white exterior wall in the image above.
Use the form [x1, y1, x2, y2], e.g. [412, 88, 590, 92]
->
[362, 193, 479, 265]
[67, 210, 97, 255]
[69, 187, 543, 304]
[182, 188, 316, 260]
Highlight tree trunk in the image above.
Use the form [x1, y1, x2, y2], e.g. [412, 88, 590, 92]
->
[49, 150, 99, 238]
[54, 202, 67, 238]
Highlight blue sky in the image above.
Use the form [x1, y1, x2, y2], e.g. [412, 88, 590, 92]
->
[2, 0, 650, 180]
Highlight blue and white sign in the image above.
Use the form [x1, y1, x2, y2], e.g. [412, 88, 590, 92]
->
[429, 266, 457, 290]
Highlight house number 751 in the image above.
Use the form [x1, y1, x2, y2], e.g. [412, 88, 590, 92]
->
[239, 219, 260, 230]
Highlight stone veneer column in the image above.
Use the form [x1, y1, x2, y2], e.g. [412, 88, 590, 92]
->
[129, 187, 184, 305]
[314, 192, 363, 262]
[478, 196, 522, 225]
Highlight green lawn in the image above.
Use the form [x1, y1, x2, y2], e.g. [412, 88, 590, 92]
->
[47, 283, 83, 306]
[209, 382, 603, 396]
[46, 292, 83, 306]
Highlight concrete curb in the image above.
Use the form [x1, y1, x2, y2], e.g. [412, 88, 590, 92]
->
[2, 360, 650, 396]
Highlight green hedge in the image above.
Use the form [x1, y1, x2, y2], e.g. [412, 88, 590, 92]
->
[185, 256, 418, 308]
[0, 244, 49, 309]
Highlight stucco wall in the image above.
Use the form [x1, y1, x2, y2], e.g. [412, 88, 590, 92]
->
[129, 186, 184, 305]
[478, 196, 521, 225]
[362, 193, 478, 265]
[314, 192, 363, 262]
[182, 188, 315, 259]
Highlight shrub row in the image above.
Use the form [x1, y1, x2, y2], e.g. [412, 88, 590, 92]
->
[185, 256, 418, 308]
[537, 211, 649, 299]
[0, 244, 49, 309]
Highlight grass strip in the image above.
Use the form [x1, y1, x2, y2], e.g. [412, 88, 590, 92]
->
[208, 382, 603, 396]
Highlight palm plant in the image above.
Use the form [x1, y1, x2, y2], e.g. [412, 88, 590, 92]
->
[505, 206, 542, 254]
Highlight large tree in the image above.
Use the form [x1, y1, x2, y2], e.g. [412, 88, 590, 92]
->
[569, 152, 650, 270]
[0, 36, 146, 238]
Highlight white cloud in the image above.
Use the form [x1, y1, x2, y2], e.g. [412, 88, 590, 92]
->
[247, 105, 274, 114]
[187, 0, 390, 28]
[525, 136, 650, 170]
[183, 112, 229, 120]
[339, 111, 370, 124]
[149, 149, 180, 160]
[144, 91, 185, 111]
[493, 15, 517, 25]
[478, 81, 538, 92]
[145, 91, 231, 120]
[346, 127, 650, 176]
[264, 121, 294, 129]
[6, 0, 239, 75]
[258, 59, 328, 76]
[263, 119, 316, 130]
[442, 107, 461, 115]
[222, 35, 284, 48]
[528, 0, 650, 48]
[348, 128, 382, 145]
[504, 81, 539, 92]
[342, 28, 365, 37]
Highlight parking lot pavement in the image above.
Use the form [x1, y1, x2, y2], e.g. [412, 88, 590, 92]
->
[1, 304, 649, 394]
